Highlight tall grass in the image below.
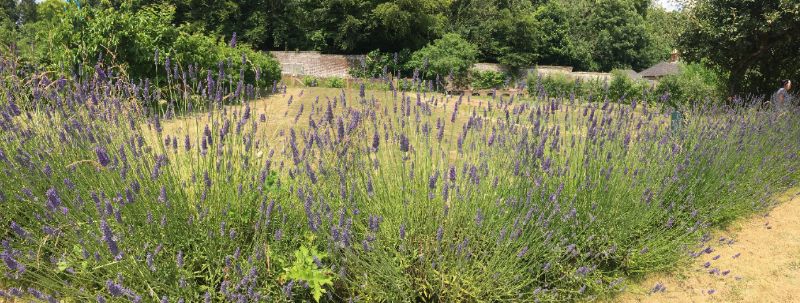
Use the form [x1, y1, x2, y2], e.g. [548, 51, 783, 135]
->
[1, 51, 799, 302]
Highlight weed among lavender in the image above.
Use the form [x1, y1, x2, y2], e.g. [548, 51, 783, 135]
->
[1, 50, 800, 303]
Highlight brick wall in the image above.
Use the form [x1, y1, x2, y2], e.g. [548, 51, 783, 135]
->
[270, 51, 365, 79]
[270, 52, 648, 84]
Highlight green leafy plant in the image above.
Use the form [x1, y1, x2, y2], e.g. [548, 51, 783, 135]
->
[349, 49, 411, 79]
[282, 241, 334, 302]
[407, 33, 478, 87]
[527, 72, 574, 96]
[655, 62, 725, 107]
[302, 76, 319, 87]
[324, 77, 345, 88]
[470, 70, 507, 90]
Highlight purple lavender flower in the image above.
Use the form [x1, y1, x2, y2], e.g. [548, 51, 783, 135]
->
[305, 162, 317, 184]
[43, 164, 52, 178]
[337, 118, 345, 140]
[517, 246, 528, 258]
[283, 280, 294, 299]
[177, 250, 183, 268]
[45, 188, 62, 213]
[372, 130, 380, 152]
[475, 209, 484, 226]
[651, 282, 665, 293]
[366, 176, 374, 197]
[1, 250, 25, 275]
[399, 134, 409, 152]
[106, 280, 126, 297]
[229, 32, 237, 47]
[159, 186, 167, 203]
[146, 252, 155, 271]
[100, 219, 120, 257]
[428, 171, 439, 190]
[10, 221, 28, 238]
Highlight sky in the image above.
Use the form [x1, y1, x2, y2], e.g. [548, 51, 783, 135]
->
[655, 0, 682, 11]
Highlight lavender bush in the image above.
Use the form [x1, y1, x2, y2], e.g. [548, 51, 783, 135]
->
[1, 49, 799, 302]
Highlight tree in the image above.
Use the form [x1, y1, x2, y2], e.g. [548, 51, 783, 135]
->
[407, 33, 477, 82]
[533, 0, 659, 72]
[0, 0, 15, 23]
[643, 6, 686, 63]
[679, 0, 800, 96]
[15, 0, 37, 24]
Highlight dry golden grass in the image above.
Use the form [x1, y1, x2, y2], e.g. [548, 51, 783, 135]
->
[613, 188, 800, 303]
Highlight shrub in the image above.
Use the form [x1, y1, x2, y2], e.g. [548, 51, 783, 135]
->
[6, 2, 280, 101]
[349, 49, 412, 79]
[323, 77, 345, 88]
[470, 70, 507, 90]
[655, 63, 725, 107]
[1, 51, 800, 302]
[302, 76, 319, 87]
[171, 30, 280, 89]
[407, 33, 478, 86]
[527, 72, 574, 97]
[607, 70, 650, 102]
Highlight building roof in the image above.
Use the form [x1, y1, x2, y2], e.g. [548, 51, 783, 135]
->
[638, 62, 680, 78]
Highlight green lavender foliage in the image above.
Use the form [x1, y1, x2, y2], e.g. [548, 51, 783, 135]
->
[0, 50, 799, 303]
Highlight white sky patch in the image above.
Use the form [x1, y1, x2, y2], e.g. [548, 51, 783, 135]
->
[655, 0, 682, 11]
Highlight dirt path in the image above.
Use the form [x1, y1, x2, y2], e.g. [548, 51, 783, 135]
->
[614, 189, 800, 303]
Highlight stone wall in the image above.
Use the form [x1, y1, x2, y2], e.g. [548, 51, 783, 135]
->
[527, 66, 645, 83]
[270, 52, 647, 84]
[472, 63, 508, 73]
[270, 51, 365, 79]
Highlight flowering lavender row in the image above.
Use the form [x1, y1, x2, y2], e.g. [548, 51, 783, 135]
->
[1, 50, 800, 303]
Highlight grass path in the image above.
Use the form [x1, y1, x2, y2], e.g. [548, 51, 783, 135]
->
[614, 188, 800, 303]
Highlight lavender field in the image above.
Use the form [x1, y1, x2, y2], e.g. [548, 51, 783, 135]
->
[1, 51, 799, 303]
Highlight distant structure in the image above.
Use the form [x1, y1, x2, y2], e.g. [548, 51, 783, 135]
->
[638, 49, 681, 81]
[526, 65, 643, 83]
[270, 51, 364, 79]
[269, 50, 677, 84]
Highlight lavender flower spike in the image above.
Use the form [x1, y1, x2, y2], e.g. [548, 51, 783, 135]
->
[96, 147, 111, 167]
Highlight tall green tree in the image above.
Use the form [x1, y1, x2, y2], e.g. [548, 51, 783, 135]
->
[1, 0, 16, 23]
[643, 6, 686, 63]
[15, 0, 37, 24]
[299, 0, 446, 53]
[679, 0, 800, 95]
[407, 32, 478, 81]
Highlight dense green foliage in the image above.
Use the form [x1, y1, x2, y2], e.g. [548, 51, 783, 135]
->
[1, 0, 280, 91]
[2, 50, 800, 301]
[679, 0, 800, 95]
[470, 70, 507, 90]
[527, 65, 725, 108]
[97, 0, 682, 73]
[406, 33, 478, 83]
[348, 49, 411, 79]
[654, 63, 726, 107]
